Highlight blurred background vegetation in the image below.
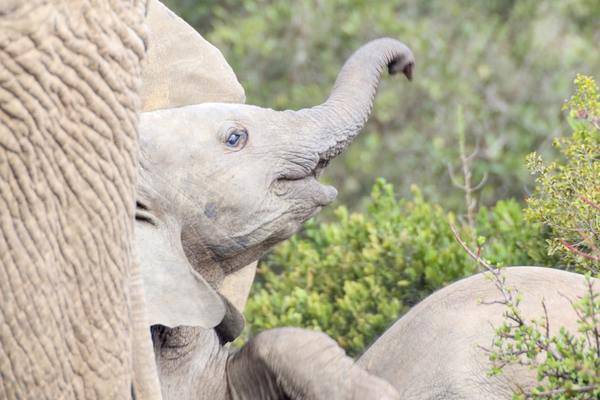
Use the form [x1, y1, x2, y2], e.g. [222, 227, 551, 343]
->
[166, 0, 598, 211]
[165, 0, 599, 358]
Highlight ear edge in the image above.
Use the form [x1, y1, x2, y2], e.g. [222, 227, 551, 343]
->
[136, 223, 226, 329]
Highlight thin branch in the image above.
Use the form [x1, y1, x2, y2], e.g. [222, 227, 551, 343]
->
[560, 239, 600, 261]
[542, 300, 550, 340]
[586, 279, 600, 360]
[448, 163, 467, 191]
[472, 171, 489, 192]
[580, 195, 600, 211]
[450, 223, 514, 305]
[527, 384, 598, 398]
[450, 223, 492, 271]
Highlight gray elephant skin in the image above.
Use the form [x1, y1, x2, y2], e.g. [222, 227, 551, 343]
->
[0, 1, 160, 399]
[0, 0, 415, 397]
[134, 20, 596, 398]
[135, 36, 415, 400]
[2, 2, 588, 400]
[358, 267, 596, 399]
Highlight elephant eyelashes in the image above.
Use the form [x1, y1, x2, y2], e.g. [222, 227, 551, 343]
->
[225, 128, 248, 150]
[135, 201, 157, 226]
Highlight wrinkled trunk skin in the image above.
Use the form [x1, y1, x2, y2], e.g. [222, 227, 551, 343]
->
[294, 38, 414, 160]
[0, 1, 160, 399]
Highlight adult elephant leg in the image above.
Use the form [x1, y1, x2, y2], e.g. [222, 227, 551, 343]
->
[0, 1, 158, 399]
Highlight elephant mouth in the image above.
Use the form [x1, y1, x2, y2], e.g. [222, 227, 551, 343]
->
[279, 155, 329, 181]
[276, 157, 337, 207]
[315, 158, 330, 176]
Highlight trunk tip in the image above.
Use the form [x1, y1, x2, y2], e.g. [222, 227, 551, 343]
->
[389, 58, 414, 81]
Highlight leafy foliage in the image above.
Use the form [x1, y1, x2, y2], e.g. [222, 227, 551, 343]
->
[486, 76, 600, 399]
[526, 75, 600, 272]
[243, 179, 555, 356]
[487, 276, 599, 400]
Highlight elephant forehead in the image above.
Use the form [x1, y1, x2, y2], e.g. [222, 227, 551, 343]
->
[140, 104, 258, 131]
[138, 104, 276, 152]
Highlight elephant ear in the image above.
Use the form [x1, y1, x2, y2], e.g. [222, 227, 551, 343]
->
[141, 0, 245, 112]
[135, 222, 225, 328]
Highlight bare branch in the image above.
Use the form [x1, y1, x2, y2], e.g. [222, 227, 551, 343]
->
[472, 171, 489, 192]
[542, 300, 550, 339]
[580, 195, 600, 211]
[450, 223, 492, 271]
[560, 239, 600, 261]
[527, 384, 598, 398]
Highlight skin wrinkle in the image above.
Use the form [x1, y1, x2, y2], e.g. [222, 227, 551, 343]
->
[53, 44, 127, 145]
[71, 151, 127, 241]
[35, 50, 88, 118]
[138, 161, 253, 274]
[55, 82, 132, 238]
[15, 219, 69, 396]
[2, 220, 49, 393]
[42, 64, 126, 181]
[7, 194, 51, 317]
[0, 72, 48, 153]
[152, 327, 230, 399]
[1, 1, 150, 398]
[68, 135, 127, 221]
[55, 29, 136, 136]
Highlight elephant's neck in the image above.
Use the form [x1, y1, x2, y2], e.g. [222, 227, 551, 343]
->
[151, 326, 229, 400]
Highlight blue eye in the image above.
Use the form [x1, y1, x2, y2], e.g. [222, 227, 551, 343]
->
[225, 128, 248, 149]
[227, 133, 240, 146]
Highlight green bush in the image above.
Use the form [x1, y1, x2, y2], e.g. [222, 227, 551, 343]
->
[488, 75, 599, 400]
[243, 179, 556, 356]
[526, 74, 599, 272]
[488, 276, 600, 400]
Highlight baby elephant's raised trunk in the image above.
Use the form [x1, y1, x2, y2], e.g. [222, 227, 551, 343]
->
[295, 38, 415, 161]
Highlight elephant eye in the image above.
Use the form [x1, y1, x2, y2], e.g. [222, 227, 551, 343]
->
[225, 128, 248, 150]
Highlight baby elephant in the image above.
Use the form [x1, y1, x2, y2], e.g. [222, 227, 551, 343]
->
[135, 38, 415, 399]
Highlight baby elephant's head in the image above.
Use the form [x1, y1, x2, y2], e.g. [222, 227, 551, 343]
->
[135, 38, 414, 333]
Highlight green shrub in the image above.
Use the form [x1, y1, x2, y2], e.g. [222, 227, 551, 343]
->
[243, 179, 555, 356]
[487, 276, 600, 400]
[526, 74, 599, 272]
[488, 75, 600, 400]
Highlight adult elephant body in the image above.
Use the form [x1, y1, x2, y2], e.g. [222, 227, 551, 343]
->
[358, 267, 594, 399]
[0, 1, 160, 399]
